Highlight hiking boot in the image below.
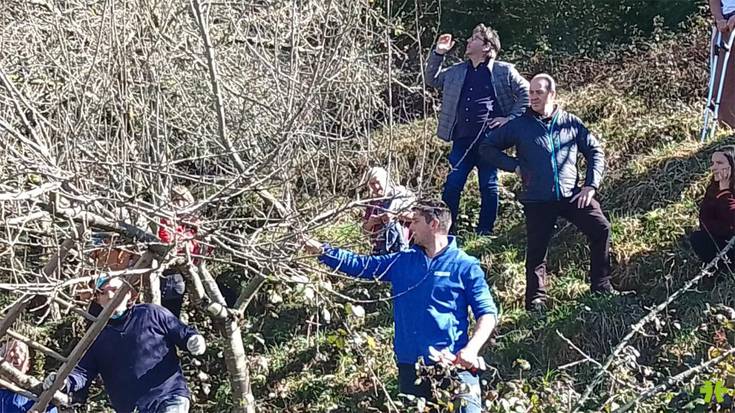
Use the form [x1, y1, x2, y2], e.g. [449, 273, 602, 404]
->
[527, 298, 548, 317]
[591, 286, 620, 296]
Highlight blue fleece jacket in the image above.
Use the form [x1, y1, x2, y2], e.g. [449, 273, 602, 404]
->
[0, 389, 57, 413]
[319, 236, 497, 364]
[67, 304, 197, 413]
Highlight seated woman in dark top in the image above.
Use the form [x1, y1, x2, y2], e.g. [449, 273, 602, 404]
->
[690, 146, 735, 283]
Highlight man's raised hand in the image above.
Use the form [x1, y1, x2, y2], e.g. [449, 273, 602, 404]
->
[435, 34, 455, 55]
[301, 235, 324, 255]
[42, 371, 67, 391]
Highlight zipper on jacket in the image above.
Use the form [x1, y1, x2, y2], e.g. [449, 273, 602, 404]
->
[422, 243, 452, 275]
[546, 112, 561, 200]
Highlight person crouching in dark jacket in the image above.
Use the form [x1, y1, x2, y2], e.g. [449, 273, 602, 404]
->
[690, 146, 735, 286]
[479, 73, 618, 313]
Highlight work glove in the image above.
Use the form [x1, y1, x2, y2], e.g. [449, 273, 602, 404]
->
[186, 334, 206, 355]
[42, 371, 67, 391]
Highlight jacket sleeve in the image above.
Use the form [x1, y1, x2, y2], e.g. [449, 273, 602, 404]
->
[17, 392, 59, 413]
[723, 193, 735, 234]
[715, 191, 735, 237]
[463, 263, 497, 319]
[479, 121, 520, 172]
[319, 246, 399, 282]
[575, 120, 605, 189]
[157, 305, 198, 349]
[507, 65, 529, 120]
[67, 348, 98, 394]
[424, 50, 449, 89]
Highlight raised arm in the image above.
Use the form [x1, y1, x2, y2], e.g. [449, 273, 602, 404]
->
[318, 246, 400, 282]
[156, 305, 200, 351]
[424, 34, 455, 89]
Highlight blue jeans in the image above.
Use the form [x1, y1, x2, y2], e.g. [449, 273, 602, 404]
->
[397, 364, 482, 413]
[442, 137, 499, 234]
[383, 220, 409, 254]
[139, 395, 190, 413]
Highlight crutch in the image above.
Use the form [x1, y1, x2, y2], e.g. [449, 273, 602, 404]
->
[701, 27, 735, 142]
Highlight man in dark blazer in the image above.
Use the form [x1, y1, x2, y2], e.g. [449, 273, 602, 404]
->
[425, 24, 529, 235]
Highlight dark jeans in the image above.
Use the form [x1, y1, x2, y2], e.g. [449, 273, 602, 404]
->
[159, 273, 239, 317]
[161, 272, 186, 318]
[690, 230, 735, 268]
[443, 137, 499, 234]
[523, 198, 613, 309]
[372, 220, 410, 255]
[397, 363, 481, 413]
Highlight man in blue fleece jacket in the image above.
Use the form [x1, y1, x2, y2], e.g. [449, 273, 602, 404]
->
[479, 73, 617, 313]
[304, 199, 498, 412]
[43, 276, 206, 413]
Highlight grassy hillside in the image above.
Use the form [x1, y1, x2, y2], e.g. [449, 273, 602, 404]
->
[248, 15, 735, 413]
[14, 12, 726, 413]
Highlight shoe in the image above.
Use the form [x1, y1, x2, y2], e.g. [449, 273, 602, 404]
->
[527, 298, 548, 316]
[590, 286, 620, 296]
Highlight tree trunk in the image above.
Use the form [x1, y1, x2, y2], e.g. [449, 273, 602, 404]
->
[198, 265, 256, 413]
[221, 316, 255, 412]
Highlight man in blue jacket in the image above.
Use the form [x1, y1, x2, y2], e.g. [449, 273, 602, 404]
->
[43, 276, 206, 413]
[425, 24, 529, 235]
[304, 199, 498, 412]
[480, 73, 617, 312]
[0, 340, 58, 413]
